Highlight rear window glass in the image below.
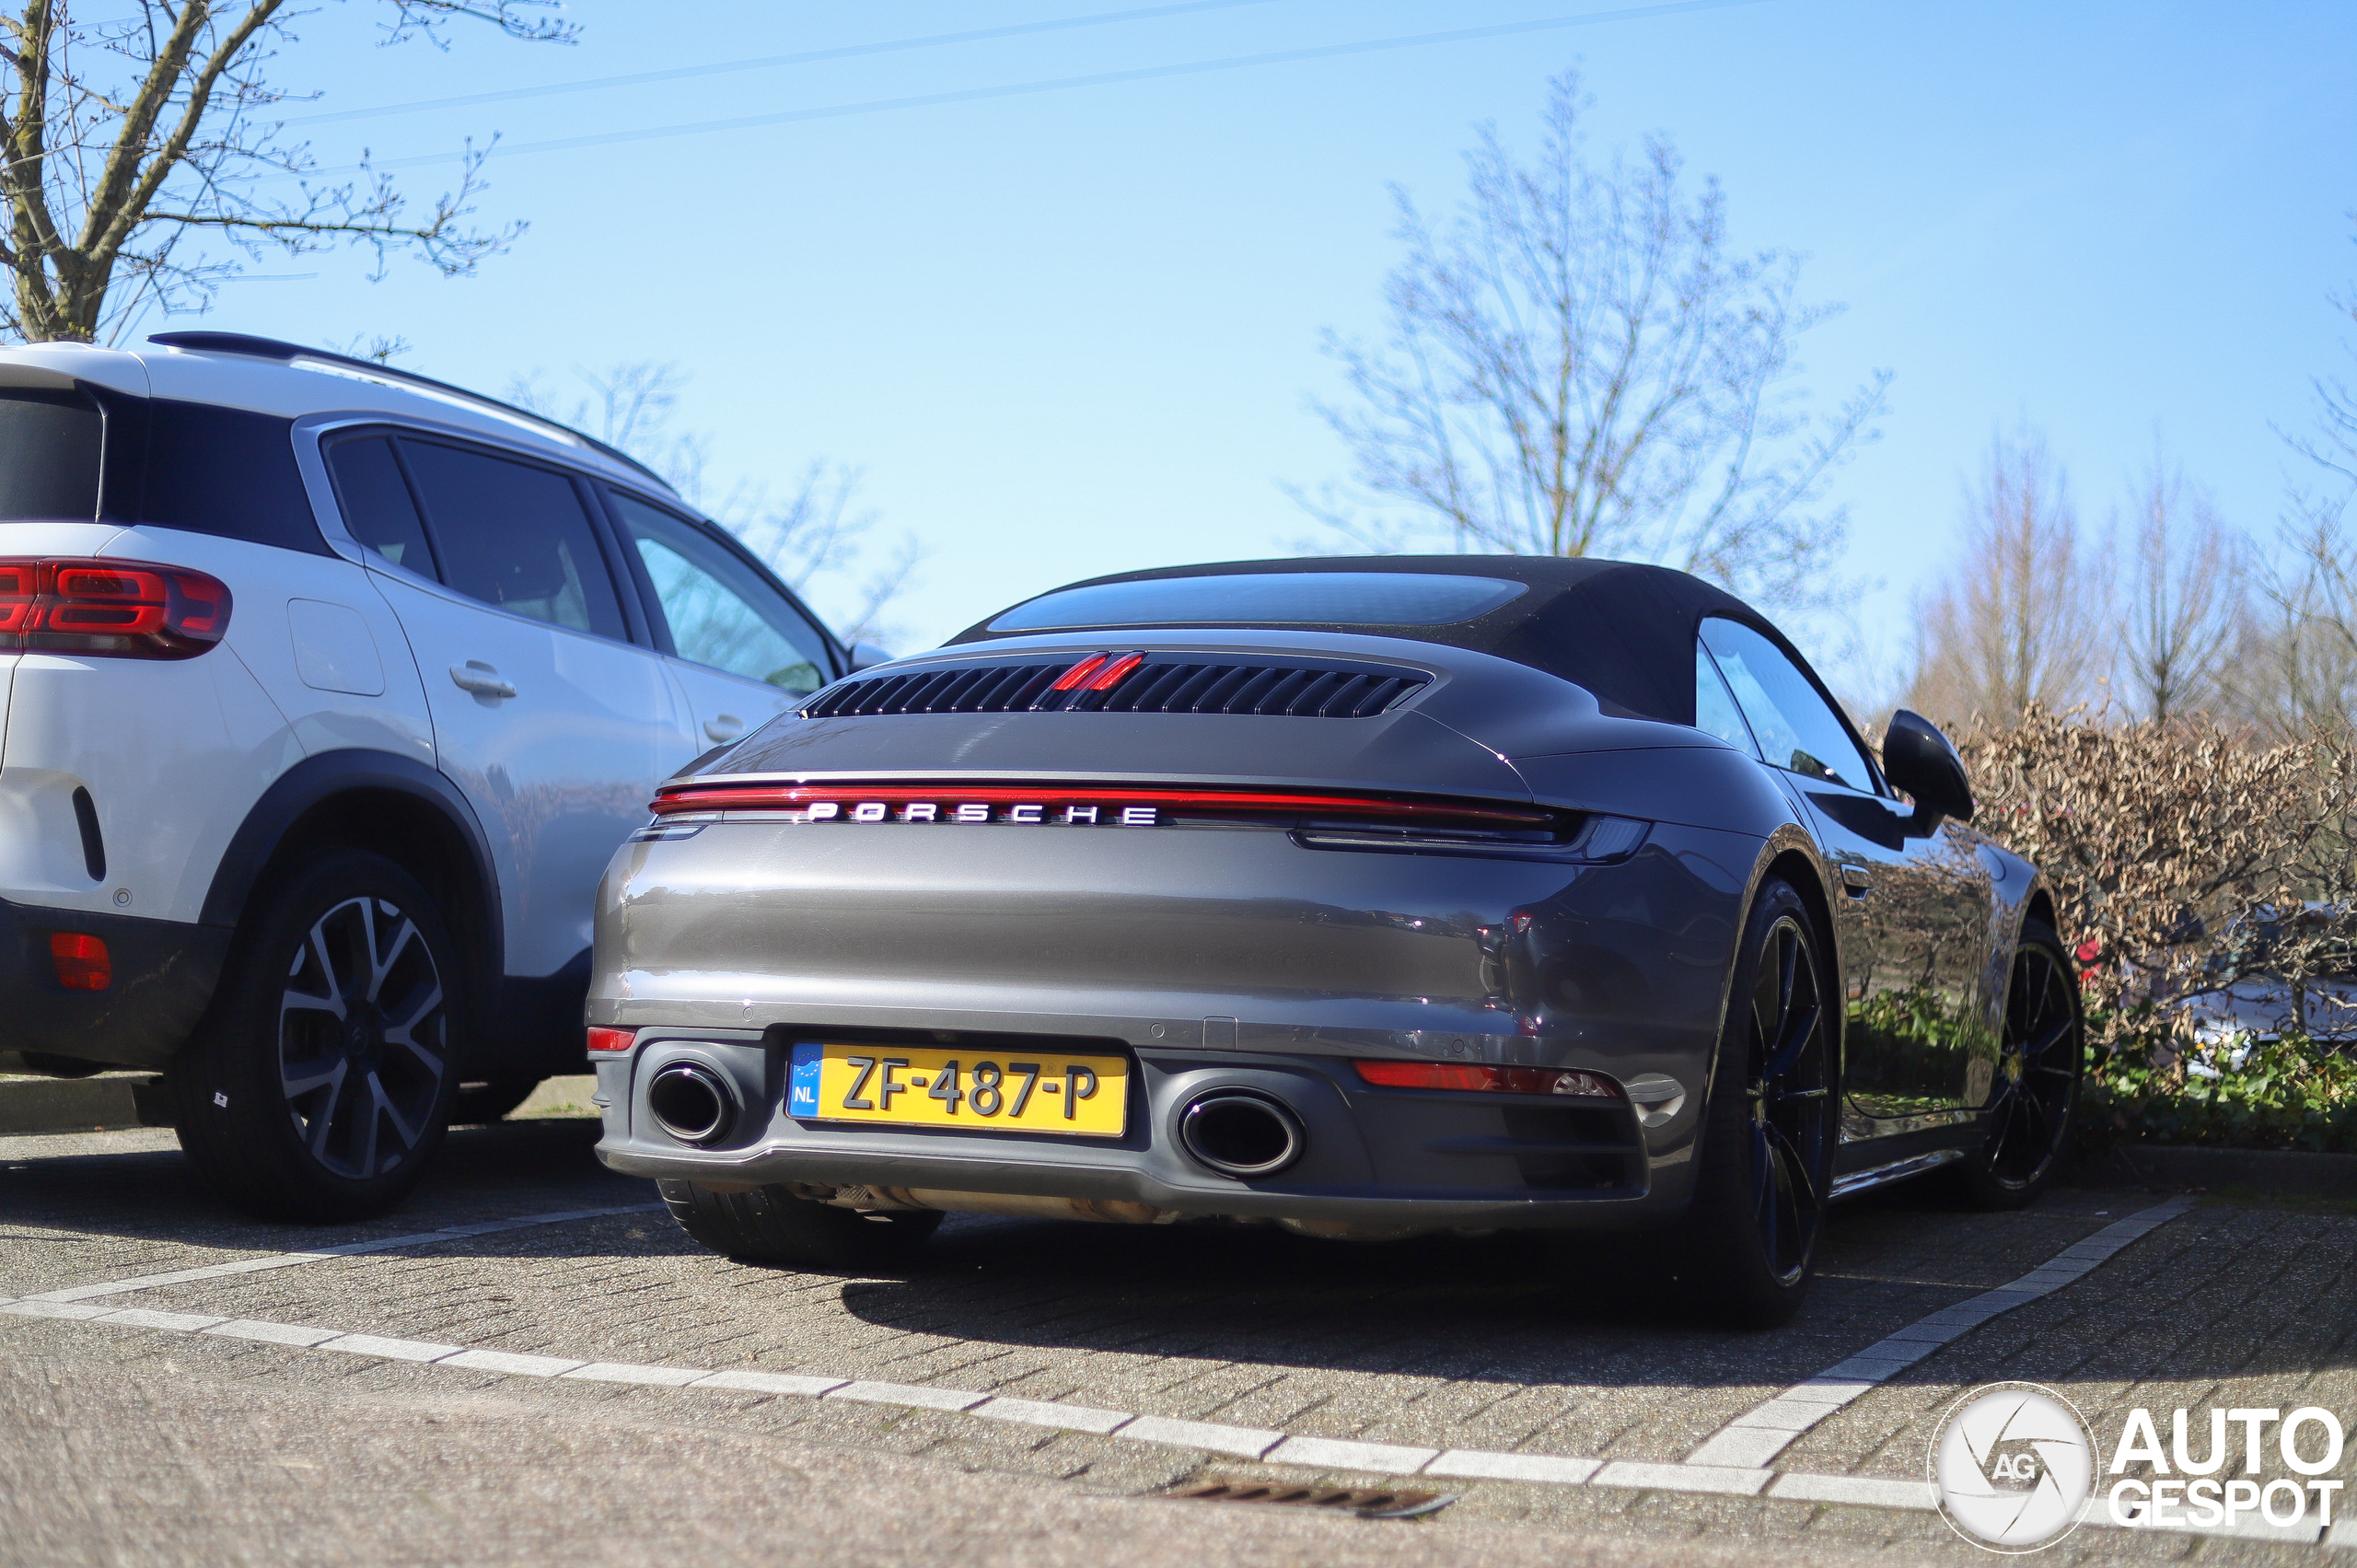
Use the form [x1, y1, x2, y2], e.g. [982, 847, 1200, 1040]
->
[988, 572, 1527, 632]
[0, 387, 102, 519]
[141, 400, 327, 555]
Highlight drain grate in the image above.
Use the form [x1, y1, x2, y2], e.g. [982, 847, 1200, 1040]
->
[1167, 1479, 1454, 1520]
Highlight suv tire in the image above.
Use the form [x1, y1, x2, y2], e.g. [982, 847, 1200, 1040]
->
[172, 850, 464, 1223]
[657, 1179, 943, 1268]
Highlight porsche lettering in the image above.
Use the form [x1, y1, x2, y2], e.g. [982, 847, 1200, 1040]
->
[794, 800, 1160, 825]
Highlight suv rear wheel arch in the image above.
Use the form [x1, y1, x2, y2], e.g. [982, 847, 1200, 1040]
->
[201, 749, 502, 1001]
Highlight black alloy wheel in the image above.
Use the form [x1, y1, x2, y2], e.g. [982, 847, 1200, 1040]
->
[1664, 878, 1838, 1327]
[173, 850, 464, 1222]
[1950, 919, 2082, 1209]
[1740, 911, 1838, 1288]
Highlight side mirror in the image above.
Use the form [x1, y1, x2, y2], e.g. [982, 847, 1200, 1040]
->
[847, 642, 894, 672]
[1881, 708, 1974, 832]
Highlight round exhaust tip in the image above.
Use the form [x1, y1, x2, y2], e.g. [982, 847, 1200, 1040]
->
[1179, 1092, 1305, 1178]
[647, 1062, 738, 1147]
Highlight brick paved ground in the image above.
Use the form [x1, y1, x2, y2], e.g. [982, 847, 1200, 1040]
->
[5, 1120, 2351, 1566]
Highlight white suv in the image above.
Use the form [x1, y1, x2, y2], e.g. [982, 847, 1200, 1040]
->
[0, 331, 862, 1220]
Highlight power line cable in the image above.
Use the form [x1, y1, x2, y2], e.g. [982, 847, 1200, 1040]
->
[286, 0, 1287, 126]
[334, 0, 1771, 172]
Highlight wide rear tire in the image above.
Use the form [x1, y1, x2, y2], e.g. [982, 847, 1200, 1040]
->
[658, 1180, 943, 1268]
[1670, 878, 1840, 1328]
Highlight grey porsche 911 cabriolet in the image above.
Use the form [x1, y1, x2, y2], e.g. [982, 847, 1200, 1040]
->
[586, 556, 2081, 1324]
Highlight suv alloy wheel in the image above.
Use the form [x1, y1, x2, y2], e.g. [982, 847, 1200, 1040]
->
[172, 850, 464, 1222]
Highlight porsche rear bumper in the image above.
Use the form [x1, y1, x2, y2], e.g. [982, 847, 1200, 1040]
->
[589, 814, 1763, 1228]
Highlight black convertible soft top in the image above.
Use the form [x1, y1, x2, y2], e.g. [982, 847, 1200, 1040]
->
[950, 555, 1789, 726]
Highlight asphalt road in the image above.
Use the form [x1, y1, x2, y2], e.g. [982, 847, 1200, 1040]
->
[5, 1115, 2353, 1567]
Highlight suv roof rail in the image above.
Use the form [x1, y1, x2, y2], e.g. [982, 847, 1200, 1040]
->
[146, 331, 676, 494]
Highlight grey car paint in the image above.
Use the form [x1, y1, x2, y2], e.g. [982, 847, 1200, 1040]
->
[588, 613, 2049, 1232]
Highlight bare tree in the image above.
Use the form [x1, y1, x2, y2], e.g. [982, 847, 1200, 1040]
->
[507, 362, 923, 649]
[2230, 507, 2357, 737]
[2117, 451, 2243, 722]
[1297, 72, 1889, 610]
[1909, 427, 2108, 725]
[2285, 214, 2357, 494]
[2229, 221, 2357, 736]
[1, 0, 572, 345]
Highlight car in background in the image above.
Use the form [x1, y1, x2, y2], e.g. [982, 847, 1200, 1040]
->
[2171, 904, 2357, 1054]
[0, 331, 868, 1220]
[587, 556, 2079, 1325]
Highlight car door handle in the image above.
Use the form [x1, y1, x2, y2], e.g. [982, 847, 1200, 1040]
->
[703, 714, 745, 743]
[449, 661, 517, 699]
[1840, 865, 1873, 895]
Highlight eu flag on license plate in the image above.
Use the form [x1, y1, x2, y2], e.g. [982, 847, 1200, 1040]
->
[787, 1042, 821, 1118]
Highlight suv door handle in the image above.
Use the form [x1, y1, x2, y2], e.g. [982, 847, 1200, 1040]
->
[703, 714, 745, 743]
[449, 661, 517, 699]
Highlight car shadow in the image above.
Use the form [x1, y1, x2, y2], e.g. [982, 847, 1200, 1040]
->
[0, 1119, 653, 1272]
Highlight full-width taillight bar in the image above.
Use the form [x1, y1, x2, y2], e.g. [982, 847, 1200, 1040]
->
[648, 780, 1556, 825]
[0, 558, 233, 659]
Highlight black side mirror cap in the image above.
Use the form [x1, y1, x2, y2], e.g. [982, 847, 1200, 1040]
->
[1881, 708, 1974, 831]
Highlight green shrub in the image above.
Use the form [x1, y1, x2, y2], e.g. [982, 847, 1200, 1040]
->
[2080, 1031, 2357, 1155]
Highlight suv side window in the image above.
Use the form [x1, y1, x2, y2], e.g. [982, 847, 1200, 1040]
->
[1699, 617, 1877, 792]
[398, 438, 627, 641]
[323, 435, 439, 577]
[608, 492, 833, 694]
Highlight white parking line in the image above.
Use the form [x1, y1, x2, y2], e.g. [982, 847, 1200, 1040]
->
[1683, 1197, 2197, 1469]
[5, 1191, 2304, 1543]
[13, 1205, 664, 1304]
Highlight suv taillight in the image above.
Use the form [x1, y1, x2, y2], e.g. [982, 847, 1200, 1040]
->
[0, 558, 233, 659]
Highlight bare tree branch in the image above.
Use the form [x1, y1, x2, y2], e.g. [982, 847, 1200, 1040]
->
[1299, 72, 1887, 610]
[0, 0, 573, 343]
[1909, 425, 2109, 725]
[2117, 447, 2244, 723]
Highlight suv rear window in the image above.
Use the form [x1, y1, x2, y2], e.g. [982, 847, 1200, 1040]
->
[0, 387, 102, 519]
[988, 572, 1527, 632]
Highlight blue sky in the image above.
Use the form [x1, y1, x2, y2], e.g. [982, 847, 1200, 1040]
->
[173, 0, 2356, 695]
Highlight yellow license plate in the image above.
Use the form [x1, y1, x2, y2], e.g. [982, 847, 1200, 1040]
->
[787, 1042, 1128, 1137]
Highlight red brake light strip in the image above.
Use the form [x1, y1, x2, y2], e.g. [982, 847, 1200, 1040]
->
[649, 781, 1551, 825]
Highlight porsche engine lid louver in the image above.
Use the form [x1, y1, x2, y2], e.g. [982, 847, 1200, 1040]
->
[800, 653, 1430, 720]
